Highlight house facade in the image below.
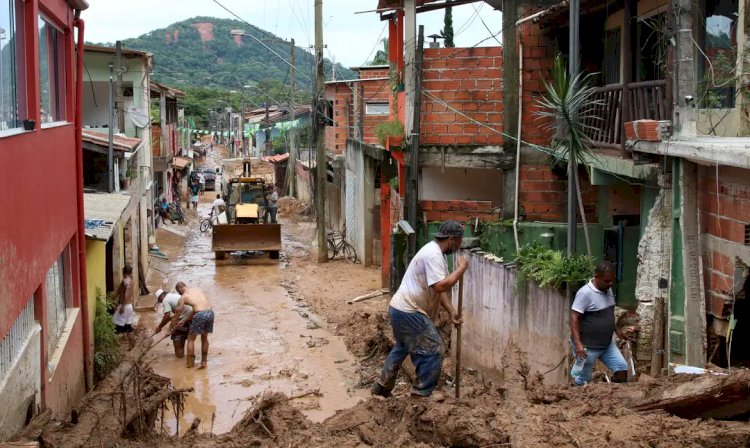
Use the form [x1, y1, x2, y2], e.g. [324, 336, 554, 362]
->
[0, 0, 91, 439]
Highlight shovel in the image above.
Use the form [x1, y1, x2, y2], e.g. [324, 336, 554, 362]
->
[455, 278, 464, 399]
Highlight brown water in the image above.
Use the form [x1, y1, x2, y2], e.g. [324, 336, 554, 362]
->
[143, 201, 367, 435]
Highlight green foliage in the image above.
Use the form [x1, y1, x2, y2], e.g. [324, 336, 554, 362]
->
[371, 38, 389, 65]
[388, 176, 399, 191]
[442, 3, 455, 48]
[375, 119, 404, 147]
[514, 242, 594, 291]
[93, 288, 120, 381]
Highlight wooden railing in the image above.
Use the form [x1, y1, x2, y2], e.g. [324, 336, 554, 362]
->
[582, 79, 671, 153]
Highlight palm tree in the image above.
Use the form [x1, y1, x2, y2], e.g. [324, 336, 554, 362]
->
[371, 38, 389, 65]
[535, 55, 602, 257]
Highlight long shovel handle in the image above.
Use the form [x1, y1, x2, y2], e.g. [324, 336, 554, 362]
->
[455, 277, 463, 399]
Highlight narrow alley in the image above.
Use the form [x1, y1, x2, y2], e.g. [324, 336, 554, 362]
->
[143, 198, 369, 434]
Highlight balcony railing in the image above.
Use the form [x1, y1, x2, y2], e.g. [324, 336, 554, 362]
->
[582, 79, 670, 154]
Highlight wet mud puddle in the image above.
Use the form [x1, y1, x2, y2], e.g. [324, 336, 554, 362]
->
[145, 204, 367, 435]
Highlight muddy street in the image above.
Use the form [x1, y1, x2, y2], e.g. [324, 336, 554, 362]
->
[143, 202, 368, 434]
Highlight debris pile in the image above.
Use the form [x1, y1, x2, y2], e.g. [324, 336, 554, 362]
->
[278, 196, 312, 220]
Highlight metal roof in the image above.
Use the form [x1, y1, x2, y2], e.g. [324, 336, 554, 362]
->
[84, 193, 133, 241]
[173, 156, 192, 169]
[150, 80, 186, 98]
[84, 44, 151, 59]
[262, 153, 290, 164]
[82, 130, 142, 152]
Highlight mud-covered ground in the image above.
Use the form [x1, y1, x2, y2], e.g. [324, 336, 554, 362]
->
[17, 156, 750, 447]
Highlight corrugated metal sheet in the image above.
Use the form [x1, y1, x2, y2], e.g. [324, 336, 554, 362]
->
[83, 192, 132, 241]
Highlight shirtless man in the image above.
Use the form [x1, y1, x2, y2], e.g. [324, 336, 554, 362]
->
[174, 282, 214, 369]
[113, 265, 136, 349]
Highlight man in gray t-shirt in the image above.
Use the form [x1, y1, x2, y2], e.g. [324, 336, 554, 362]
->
[154, 289, 193, 358]
[570, 261, 628, 385]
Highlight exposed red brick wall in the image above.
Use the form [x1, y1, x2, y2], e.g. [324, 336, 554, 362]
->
[698, 166, 750, 317]
[421, 200, 498, 223]
[358, 67, 389, 79]
[326, 75, 390, 153]
[518, 14, 557, 147]
[518, 165, 597, 223]
[421, 47, 503, 146]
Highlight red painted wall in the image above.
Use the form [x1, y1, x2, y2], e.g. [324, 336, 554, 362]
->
[0, 0, 86, 411]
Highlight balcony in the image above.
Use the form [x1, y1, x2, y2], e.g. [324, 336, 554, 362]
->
[582, 79, 671, 156]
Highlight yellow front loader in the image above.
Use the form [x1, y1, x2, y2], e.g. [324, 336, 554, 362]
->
[212, 176, 281, 260]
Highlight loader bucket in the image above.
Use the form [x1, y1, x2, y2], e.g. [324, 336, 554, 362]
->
[212, 224, 282, 253]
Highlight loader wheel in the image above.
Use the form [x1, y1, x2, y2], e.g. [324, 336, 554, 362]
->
[269, 250, 280, 260]
[215, 251, 226, 260]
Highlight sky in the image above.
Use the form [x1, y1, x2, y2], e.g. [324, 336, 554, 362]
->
[83, 0, 503, 67]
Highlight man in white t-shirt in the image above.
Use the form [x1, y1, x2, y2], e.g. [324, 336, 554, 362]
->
[211, 194, 226, 218]
[372, 220, 468, 399]
[153, 288, 193, 358]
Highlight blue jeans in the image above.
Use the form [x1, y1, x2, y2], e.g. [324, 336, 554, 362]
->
[570, 338, 628, 385]
[268, 207, 278, 224]
[378, 307, 443, 396]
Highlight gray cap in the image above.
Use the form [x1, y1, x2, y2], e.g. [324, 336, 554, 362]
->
[433, 220, 464, 238]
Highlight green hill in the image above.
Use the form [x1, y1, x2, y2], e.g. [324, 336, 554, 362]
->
[104, 17, 354, 91]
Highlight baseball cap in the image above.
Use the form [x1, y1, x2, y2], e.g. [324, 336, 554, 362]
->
[433, 220, 464, 238]
[155, 289, 165, 299]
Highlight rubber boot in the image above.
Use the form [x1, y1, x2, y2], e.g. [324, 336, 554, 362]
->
[186, 354, 196, 368]
[371, 381, 392, 398]
[612, 371, 628, 383]
[198, 352, 208, 369]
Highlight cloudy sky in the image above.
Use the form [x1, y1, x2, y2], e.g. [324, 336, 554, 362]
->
[83, 0, 503, 67]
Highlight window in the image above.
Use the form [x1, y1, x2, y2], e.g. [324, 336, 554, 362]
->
[38, 17, 66, 123]
[0, 0, 24, 130]
[45, 249, 70, 354]
[365, 103, 389, 116]
[700, 0, 738, 108]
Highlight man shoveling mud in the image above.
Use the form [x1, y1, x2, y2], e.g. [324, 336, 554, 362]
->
[372, 220, 468, 399]
[570, 261, 629, 385]
[174, 282, 215, 369]
[153, 288, 193, 358]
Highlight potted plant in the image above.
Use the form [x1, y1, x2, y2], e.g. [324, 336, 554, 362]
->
[375, 119, 405, 150]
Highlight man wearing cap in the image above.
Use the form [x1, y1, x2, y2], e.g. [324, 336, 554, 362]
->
[153, 288, 193, 358]
[372, 220, 469, 399]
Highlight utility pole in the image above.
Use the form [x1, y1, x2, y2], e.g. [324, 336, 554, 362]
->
[264, 100, 271, 156]
[108, 62, 115, 192]
[115, 41, 125, 133]
[315, 0, 327, 263]
[567, 0, 579, 259]
[407, 26, 424, 260]
[288, 38, 297, 197]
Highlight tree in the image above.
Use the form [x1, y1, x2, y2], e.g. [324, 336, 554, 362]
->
[371, 38, 389, 65]
[535, 55, 601, 256]
[442, 1, 455, 48]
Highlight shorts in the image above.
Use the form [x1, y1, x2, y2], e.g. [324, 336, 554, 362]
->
[191, 194, 199, 203]
[188, 310, 215, 335]
[115, 324, 133, 334]
[171, 325, 190, 342]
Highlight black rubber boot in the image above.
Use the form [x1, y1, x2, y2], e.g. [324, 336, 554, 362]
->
[612, 371, 628, 383]
[371, 382, 392, 398]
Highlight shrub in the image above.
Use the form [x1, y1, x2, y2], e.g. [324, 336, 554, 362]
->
[94, 288, 120, 380]
[375, 119, 404, 147]
[514, 242, 594, 291]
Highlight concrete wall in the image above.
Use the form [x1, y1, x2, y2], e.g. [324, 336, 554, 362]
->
[420, 167, 503, 203]
[458, 250, 569, 384]
[0, 327, 41, 441]
[345, 141, 377, 265]
[45, 310, 86, 417]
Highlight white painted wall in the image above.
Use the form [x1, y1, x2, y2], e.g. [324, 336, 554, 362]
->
[0, 327, 41, 441]
[420, 167, 503, 203]
[456, 251, 569, 384]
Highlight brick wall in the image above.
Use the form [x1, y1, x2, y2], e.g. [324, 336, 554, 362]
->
[518, 165, 598, 223]
[698, 166, 750, 318]
[420, 47, 503, 146]
[326, 83, 351, 154]
[326, 72, 390, 153]
[517, 11, 558, 147]
[421, 200, 499, 223]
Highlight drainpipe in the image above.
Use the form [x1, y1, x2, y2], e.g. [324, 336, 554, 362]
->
[74, 14, 92, 390]
[513, 9, 549, 251]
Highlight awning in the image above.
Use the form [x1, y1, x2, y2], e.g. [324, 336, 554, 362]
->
[173, 156, 192, 169]
[262, 153, 290, 164]
[82, 130, 143, 153]
[84, 192, 133, 241]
